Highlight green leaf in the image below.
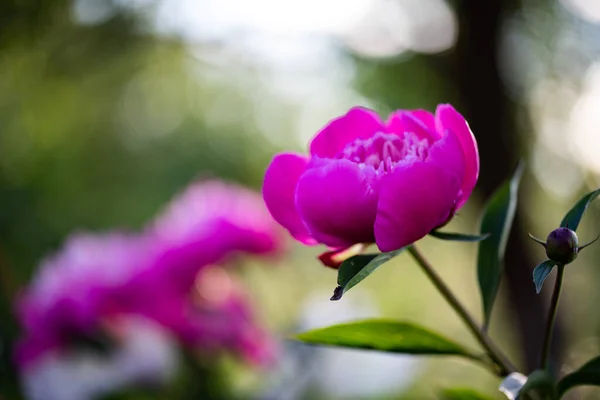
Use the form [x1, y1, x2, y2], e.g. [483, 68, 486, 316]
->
[331, 249, 405, 300]
[517, 370, 555, 400]
[477, 163, 524, 327]
[532, 260, 557, 294]
[295, 319, 477, 358]
[430, 231, 490, 242]
[441, 388, 494, 400]
[558, 355, 600, 396]
[560, 188, 600, 231]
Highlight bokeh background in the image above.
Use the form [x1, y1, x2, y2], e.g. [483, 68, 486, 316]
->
[2, 0, 600, 399]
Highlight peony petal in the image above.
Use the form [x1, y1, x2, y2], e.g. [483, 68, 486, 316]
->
[295, 159, 379, 248]
[150, 179, 284, 257]
[374, 162, 461, 252]
[386, 110, 440, 142]
[410, 110, 437, 132]
[263, 152, 316, 245]
[426, 127, 466, 189]
[309, 107, 384, 158]
[14, 335, 62, 369]
[435, 104, 479, 208]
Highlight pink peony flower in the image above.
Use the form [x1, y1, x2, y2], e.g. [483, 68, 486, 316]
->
[147, 179, 284, 291]
[187, 266, 276, 365]
[112, 266, 276, 366]
[151, 179, 282, 256]
[15, 180, 282, 370]
[14, 232, 153, 368]
[263, 104, 479, 252]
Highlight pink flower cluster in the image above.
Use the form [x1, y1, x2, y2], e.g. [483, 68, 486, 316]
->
[15, 180, 282, 370]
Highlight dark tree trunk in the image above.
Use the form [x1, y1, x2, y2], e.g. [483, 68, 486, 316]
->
[452, 0, 564, 372]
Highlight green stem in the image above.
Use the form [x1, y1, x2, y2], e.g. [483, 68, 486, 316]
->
[407, 244, 517, 376]
[540, 264, 565, 371]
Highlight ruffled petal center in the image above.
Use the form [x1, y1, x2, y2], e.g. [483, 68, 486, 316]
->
[337, 131, 430, 173]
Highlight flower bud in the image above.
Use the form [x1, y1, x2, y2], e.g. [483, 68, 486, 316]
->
[545, 227, 579, 265]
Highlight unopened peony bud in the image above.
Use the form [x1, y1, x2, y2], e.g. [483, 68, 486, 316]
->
[545, 227, 579, 265]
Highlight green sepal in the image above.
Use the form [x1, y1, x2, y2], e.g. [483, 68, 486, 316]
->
[331, 249, 404, 300]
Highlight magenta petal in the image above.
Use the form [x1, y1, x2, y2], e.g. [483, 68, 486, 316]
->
[410, 110, 437, 132]
[309, 107, 384, 158]
[435, 104, 479, 208]
[295, 159, 379, 248]
[386, 110, 440, 142]
[426, 127, 466, 188]
[263, 152, 316, 245]
[374, 162, 461, 252]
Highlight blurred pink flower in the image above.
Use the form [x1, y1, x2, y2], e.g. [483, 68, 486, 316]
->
[114, 265, 277, 367]
[16, 179, 282, 370]
[263, 104, 479, 252]
[187, 266, 276, 365]
[14, 232, 152, 368]
[147, 179, 284, 291]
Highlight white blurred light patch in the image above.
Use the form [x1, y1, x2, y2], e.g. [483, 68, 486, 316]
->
[529, 79, 576, 155]
[152, 0, 455, 59]
[343, 0, 457, 58]
[532, 142, 584, 199]
[241, 38, 367, 149]
[153, 0, 371, 40]
[528, 78, 589, 198]
[498, 372, 528, 400]
[560, 0, 600, 24]
[569, 63, 600, 175]
[109, 0, 457, 152]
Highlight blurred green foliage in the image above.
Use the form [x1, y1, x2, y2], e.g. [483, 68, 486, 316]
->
[0, 2, 277, 277]
[0, 2, 277, 397]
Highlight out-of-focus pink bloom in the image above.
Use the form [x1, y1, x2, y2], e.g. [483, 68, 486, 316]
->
[147, 180, 284, 291]
[116, 265, 276, 366]
[151, 179, 283, 256]
[16, 234, 276, 370]
[263, 104, 479, 252]
[110, 266, 277, 367]
[16, 179, 282, 371]
[188, 266, 276, 365]
[14, 232, 153, 368]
